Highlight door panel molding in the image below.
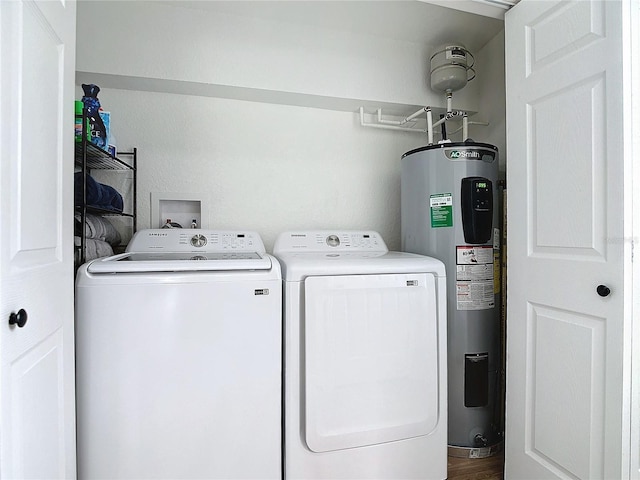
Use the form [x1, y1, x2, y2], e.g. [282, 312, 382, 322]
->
[525, 302, 605, 479]
[527, 73, 606, 259]
[525, 0, 605, 77]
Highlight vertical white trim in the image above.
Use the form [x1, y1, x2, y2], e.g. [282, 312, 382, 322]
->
[629, 0, 640, 476]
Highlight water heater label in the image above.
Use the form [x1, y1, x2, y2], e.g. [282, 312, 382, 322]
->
[446, 149, 481, 159]
[444, 149, 496, 162]
[456, 245, 494, 310]
[429, 193, 453, 228]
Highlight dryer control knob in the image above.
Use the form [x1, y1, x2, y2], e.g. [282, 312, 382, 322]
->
[326, 235, 340, 247]
[190, 234, 207, 248]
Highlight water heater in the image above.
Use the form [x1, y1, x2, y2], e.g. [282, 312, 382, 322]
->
[401, 142, 502, 458]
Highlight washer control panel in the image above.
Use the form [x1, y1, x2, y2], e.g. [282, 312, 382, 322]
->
[273, 231, 388, 254]
[127, 229, 266, 254]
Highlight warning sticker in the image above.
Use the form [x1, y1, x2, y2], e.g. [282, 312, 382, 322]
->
[456, 246, 494, 311]
[430, 193, 453, 228]
[457, 263, 493, 281]
[456, 245, 493, 265]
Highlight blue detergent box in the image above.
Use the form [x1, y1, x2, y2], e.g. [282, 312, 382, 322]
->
[89, 110, 110, 152]
[99, 110, 110, 152]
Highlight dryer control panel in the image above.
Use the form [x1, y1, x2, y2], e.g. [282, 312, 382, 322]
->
[273, 231, 388, 254]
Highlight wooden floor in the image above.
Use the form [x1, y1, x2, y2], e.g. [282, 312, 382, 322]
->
[447, 450, 504, 480]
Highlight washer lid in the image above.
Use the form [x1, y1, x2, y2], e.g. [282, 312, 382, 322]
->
[86, 229, 272, 273]
[86, 251, 273, 273]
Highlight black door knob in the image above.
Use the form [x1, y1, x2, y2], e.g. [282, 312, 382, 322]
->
[597, 285, 611, 297]
[9, 309, 28, 328]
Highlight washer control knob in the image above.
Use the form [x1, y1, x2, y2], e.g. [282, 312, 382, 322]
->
[190, 234, 207, 248]
[326, 235, 340, 247]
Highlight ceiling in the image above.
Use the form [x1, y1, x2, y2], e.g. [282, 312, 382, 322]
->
[163, 1, 506, 54]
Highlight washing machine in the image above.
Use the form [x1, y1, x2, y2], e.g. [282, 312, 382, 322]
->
[75, 229, 282, 479]
[273, 230, 447, 479]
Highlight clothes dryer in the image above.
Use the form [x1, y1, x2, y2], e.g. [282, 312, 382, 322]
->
[75, 229, 281, 479]
[273, 230, 447, 479]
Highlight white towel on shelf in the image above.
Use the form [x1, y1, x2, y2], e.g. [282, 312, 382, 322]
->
[75, 236, 114, 262]
[75, 212, 121, 246]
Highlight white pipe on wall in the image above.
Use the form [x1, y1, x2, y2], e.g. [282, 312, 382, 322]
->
[359, 107, 427, 133]
[359, 106, 484, 143]
[376, 106, 429, 126]
[426, 108, 434, 144]
[463, 114, 468, 141]
[432, 110, 467, 128]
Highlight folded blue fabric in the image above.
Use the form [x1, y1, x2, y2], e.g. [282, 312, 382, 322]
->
[74, 172, 124, 212]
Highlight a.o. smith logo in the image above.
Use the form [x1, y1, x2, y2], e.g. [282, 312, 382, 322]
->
[445, 149, 482, 159]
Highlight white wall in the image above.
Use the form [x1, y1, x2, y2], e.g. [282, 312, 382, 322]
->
[76, 1, 487, 109]
[85, 88, 426, 250]
[76, 1, 505, 251]
[475, 29, 507, 173]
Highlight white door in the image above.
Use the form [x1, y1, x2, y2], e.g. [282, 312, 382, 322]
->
[504, 0, 634, 479]
[0, 1, 76, 478]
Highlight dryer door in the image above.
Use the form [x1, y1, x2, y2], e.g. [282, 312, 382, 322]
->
[303, 273, 440, 453]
